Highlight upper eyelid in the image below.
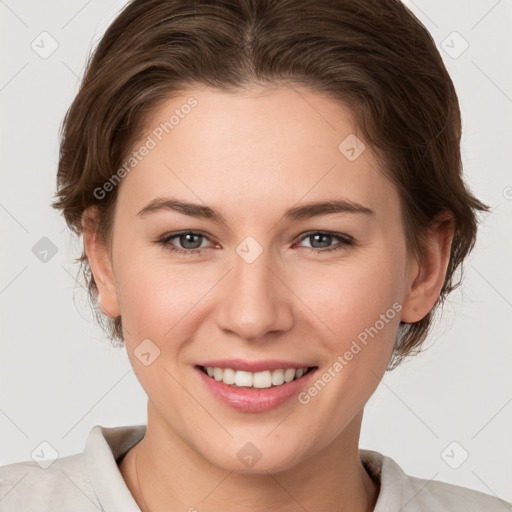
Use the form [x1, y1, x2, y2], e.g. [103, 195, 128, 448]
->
[298, 230, 353, 242]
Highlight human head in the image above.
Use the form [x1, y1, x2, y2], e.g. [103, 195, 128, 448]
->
[52, 0, 488, 370]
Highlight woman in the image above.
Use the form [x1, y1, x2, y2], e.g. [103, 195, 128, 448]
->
[1, 0, 509, 510]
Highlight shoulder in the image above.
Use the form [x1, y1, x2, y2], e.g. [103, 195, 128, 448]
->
[0, 452, 100, 512]
[402, 471, 510, 511]
[360, 449, 511, 511]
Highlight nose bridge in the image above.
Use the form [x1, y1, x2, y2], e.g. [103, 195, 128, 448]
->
[217, 240, 293, 340]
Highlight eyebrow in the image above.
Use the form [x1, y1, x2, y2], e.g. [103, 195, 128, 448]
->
[137, 197, 374, 224]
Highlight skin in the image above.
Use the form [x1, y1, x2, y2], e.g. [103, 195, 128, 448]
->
[82, 84, 454, 512]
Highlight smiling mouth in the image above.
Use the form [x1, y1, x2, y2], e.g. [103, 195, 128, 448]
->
[198, 365, 317, 389]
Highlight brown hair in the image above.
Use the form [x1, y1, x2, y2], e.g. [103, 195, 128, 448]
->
[51, 0, 488, 370]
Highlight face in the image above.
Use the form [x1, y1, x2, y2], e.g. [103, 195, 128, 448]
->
[88, 84, 421, 473]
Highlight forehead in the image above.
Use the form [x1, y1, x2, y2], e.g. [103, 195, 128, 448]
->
[116, 85, 399, 221]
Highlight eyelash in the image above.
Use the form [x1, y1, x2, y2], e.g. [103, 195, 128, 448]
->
[157, 230, 354, 256]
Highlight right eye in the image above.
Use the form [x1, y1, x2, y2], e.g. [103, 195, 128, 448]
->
[157, 231, 217, 255]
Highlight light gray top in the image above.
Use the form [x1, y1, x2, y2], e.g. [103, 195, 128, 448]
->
[0, 424, 509, 511]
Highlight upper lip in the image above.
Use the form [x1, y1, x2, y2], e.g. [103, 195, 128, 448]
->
[197, 359, 317, 373]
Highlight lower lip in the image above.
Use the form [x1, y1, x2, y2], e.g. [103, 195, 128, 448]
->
[195, 366, 317, 413]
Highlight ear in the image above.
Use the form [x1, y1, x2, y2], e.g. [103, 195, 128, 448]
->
[401, 213, 455, 323]
[82, 206, 121, 318]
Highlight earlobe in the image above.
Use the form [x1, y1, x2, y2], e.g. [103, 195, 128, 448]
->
[82, 206, 121, 318]
[400, 216, 455, 324]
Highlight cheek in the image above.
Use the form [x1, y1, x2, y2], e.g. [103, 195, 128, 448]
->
[296, 252, 404, 342]
[114, 249, 207, 333]
[114, 254, 227, 386]
[114, 258, 205, 397]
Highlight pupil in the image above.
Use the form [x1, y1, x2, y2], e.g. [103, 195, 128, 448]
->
[312, 234, 330, 248]
[181, 233, 201, 249]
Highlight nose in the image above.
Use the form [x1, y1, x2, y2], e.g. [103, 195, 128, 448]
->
[216, 247, 294, 342]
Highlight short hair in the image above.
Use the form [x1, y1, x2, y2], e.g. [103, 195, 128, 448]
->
[51, 0, 489, 370]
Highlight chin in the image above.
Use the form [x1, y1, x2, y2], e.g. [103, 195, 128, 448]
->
[208, 445, 305, 475]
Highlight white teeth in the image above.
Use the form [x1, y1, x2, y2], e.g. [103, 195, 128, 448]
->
[253, 371, 272, 389]
[222, 368, 236, 385]
[235, 370, 253, 387]
[283, 368, 296, 382]
[203, 366, 311, 388]
[271, 369, 284, 386]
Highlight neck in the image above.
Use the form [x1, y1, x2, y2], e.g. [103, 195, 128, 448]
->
[119, 403, 379, 512]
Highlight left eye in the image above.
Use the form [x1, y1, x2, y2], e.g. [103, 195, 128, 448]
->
[295, 231, 354, 253]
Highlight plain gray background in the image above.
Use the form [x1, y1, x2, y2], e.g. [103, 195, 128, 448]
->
[1, 0, 511, 503]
